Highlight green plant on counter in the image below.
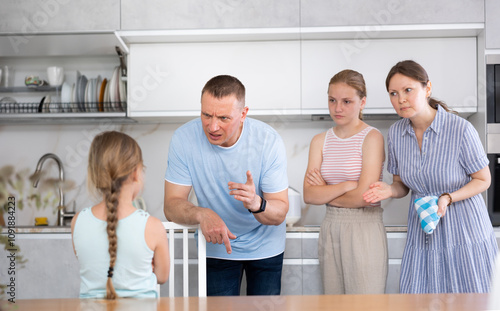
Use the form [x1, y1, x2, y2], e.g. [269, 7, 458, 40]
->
[0, 165, 75, 298]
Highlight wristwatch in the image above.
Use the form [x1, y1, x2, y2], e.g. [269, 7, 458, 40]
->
[249, 195, 267, 214]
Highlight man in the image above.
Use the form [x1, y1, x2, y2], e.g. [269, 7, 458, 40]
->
[164, 75, 289, 296]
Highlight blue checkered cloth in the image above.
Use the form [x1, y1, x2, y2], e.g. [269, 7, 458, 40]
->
[414, 196, 441, 234]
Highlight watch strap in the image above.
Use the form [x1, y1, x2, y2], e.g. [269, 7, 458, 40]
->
[249, 195, 266, 214]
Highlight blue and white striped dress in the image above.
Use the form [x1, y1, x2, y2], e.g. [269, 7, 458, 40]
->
[387, 105, 498, 293]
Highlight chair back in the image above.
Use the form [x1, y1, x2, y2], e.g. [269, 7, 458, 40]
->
[162, 222, 207, 297]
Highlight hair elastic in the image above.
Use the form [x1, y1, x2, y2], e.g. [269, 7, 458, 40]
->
[107, 267, 114, 278]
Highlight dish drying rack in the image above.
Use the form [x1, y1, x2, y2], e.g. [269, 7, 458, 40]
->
[0, 101, 127, 114]
[0, 46, 128, 117]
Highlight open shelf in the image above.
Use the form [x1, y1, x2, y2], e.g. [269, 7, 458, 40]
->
[0, 86, 61, 93]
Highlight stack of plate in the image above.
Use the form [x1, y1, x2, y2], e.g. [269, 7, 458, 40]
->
[57, 67, 125, 113]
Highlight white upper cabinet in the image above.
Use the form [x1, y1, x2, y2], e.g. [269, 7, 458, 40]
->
[121, 0, 300, 30]
[0, 1, 120, 33]
[128, 41, 301, 118]
[486, 0, 500, 49]
[301, 37, 477, 115]
[301, 0, 484, 27]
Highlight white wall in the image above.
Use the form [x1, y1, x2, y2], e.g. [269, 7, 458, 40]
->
[0, 116, 410, 227]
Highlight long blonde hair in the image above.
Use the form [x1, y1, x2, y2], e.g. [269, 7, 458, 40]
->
[329, 70, 367, 120]
[87, 131, 143, 299]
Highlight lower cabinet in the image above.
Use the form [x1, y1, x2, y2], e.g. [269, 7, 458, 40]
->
[281, 231, 406, 295]
[0, 234, 79, 299]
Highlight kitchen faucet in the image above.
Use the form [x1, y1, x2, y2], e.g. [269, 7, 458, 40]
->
[33, 153, 74, 226]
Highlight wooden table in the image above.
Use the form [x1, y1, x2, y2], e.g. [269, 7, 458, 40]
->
[3, 293, 491, 311]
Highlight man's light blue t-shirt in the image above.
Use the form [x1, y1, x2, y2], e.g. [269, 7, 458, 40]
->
[165, 117, 288, 260]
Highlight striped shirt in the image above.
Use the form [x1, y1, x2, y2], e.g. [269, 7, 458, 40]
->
[321, 126, 381, 208]
[387, 105, 498, 293]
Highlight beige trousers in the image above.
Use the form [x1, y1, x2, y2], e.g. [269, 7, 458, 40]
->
[319, 205, 388, 295]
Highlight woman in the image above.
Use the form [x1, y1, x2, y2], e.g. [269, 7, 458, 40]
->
[303, 69, 387, 294]
[363, 60, 498, 293]
[71, 131, 169, 299]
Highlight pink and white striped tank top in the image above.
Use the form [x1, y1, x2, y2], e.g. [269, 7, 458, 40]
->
[320, 126, 382, 207]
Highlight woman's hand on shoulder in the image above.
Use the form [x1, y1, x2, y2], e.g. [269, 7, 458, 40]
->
[362, 181, 392, 203]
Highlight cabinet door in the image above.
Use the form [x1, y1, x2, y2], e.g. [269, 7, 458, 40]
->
[386, 232, 407, 294]
[301, 37, 477, 113]
[0, 235, 79, 299]
[0, 1, 119, 33]
[121, 0, 299, 30]
[301, 0, 484, 27]
[486, 0, 500, 49]
[128, 41, 301, 117]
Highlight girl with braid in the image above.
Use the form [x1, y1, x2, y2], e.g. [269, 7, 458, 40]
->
[71, 131, 169, 299]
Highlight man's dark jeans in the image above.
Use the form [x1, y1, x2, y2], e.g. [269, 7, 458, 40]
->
[206, 252, 284, 296]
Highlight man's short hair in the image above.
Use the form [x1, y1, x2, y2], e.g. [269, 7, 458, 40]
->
[201, 75, 245, 107]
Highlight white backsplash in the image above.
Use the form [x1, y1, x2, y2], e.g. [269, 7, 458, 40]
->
[0, 118, 409, 227]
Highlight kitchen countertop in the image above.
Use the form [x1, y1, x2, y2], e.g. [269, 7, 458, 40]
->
[1, 225, 409, 234]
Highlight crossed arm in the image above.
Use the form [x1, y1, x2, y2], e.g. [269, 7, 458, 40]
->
[303, 129, 385, 208]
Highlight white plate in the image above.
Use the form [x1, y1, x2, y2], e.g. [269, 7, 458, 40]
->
[108, 67, 118, 108]
[71, 83, 77, 112]
[109, 66, 121, 111]
[71, 83, 79, 112]
[86, 78, 96, 112]
[61, 82, 71, 112]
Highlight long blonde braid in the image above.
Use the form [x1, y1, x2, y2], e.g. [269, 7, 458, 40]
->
[104, 177, 126, 299]
[88, 131, 143, 300]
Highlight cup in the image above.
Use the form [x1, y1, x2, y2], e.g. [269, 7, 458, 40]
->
[47, 66, 64, 86]
[2, 66, 13, 87]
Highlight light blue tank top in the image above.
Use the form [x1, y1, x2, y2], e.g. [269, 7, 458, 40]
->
[73, 207, 158, 298]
